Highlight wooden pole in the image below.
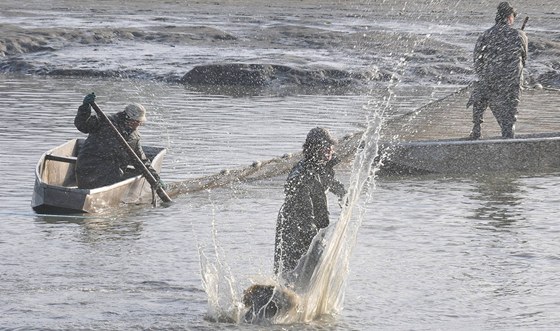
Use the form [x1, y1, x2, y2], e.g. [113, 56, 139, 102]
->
[521, 16, 529, 30]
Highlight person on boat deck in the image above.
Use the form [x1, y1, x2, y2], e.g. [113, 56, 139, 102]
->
[467, 1, 528, 139]
[74, 92, 163, 189]
[273, 127, 346, 279]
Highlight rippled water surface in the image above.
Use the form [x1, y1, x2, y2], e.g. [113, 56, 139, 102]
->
[2, 0, 560, 329]
[2, 75, 560, 330]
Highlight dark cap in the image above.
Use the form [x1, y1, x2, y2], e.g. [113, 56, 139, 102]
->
[496, 2, 517, 22]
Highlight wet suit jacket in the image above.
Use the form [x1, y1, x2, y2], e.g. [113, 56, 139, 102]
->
[273, 156, 346, 276]
[74, 104, 159, 189]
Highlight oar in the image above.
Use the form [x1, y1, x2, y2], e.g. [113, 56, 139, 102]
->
[521, 16, 529, 31]
[90, 101, 173, 203]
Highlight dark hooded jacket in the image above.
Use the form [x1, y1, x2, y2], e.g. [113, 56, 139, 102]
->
[74, 104, 158, 189]
[273, 155, 346, 276]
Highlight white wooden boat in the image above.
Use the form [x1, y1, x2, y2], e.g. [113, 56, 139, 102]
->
[31, 139, 166, 214]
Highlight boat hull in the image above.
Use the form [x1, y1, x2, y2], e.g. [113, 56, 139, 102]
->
[380, 132, 560, 175]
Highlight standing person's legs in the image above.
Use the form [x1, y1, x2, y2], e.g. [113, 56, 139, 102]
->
[490, 91, 519, 139]
[470, 100, 487, 140]
[468, 82, 489, 140]
[500, 111, 517, 138]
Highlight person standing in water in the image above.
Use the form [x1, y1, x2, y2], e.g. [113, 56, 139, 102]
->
[273, 127, 346, 278]
[245, 128, 347, 323]
[467, 2, 528, 139]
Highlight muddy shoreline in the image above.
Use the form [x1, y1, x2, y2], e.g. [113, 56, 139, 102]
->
[1, 0, 559, 92]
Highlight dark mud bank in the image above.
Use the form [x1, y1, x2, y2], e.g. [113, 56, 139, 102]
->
[179, 63, 393, 87]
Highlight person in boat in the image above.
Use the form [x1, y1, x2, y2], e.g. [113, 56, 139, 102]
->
[467, 1, 528, 139]
[273, 127, 346, 279]
[74, 92, 164, 189]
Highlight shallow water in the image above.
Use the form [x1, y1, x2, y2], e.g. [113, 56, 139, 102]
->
[2, 75, 560, 330]
[2, 0, 560, 329]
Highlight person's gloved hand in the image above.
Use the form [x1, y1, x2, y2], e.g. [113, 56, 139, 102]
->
[326, 154, 341, 169]
[83, 92, 96, 105]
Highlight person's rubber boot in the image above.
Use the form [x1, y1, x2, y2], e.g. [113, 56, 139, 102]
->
[469, 123, 481, 140]
[502, 124, 514, 139]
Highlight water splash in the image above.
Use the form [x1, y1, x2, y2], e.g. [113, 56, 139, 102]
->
[199, 210, 243, 323]
[294, 114, 383, 323]
[197, 67, 402, 326]
[197, 114, 386, 325]
[277, 68, 401, 323]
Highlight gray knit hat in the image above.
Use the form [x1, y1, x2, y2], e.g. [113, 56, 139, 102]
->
[124, 103, 147, 122]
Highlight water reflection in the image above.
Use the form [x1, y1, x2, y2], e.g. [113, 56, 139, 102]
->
[468, 174, 526, 227]
[34, 207, 145, 243]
